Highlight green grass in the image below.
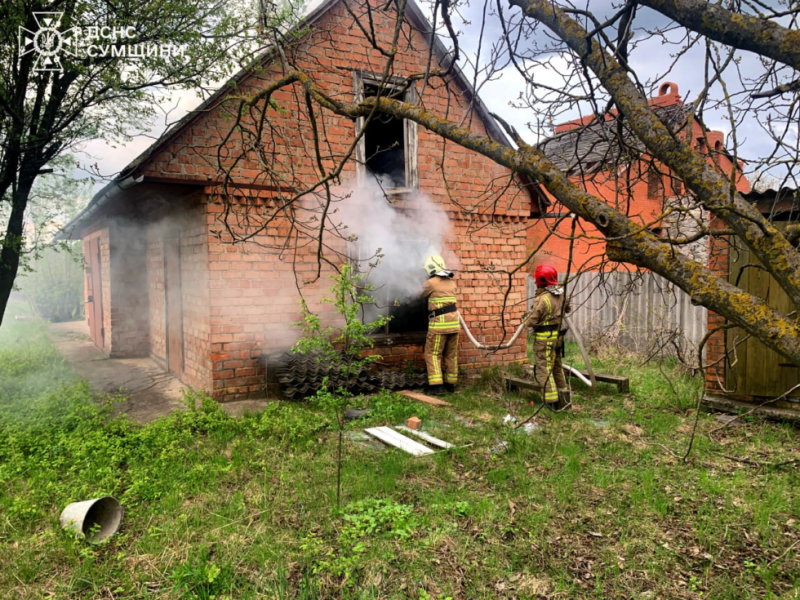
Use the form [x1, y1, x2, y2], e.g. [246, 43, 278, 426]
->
[1, 306, 798, 599]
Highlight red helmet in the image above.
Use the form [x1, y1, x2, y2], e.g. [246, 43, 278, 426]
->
[534, 264, 558, 287]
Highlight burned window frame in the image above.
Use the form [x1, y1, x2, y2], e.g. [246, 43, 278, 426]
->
[354, 71, 419, 192]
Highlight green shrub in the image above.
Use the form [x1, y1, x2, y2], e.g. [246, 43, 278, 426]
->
[170, 546, 238, 599]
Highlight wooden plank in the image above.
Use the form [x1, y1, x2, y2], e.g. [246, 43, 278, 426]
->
[375, 427, 436, 455]
[504, 376, 542, 393]
[397, 390, 450, 407]
[767, 233, 800, 397]
[566, 370, 630, 393]
[730, 223, 800, 398]
[365, 427, 435, 456]
[748, 264, 772, 395]
[727, 235, 749, 393]
[395, 425, 453, 449]
[703, 394, 800, 424]
[509, 371, 630, 394]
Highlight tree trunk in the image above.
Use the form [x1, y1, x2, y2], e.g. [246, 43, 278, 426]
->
[0, 181, 34, 329]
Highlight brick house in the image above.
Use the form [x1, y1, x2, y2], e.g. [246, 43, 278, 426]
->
[530, 82, 750, 273]
[62, 0, 533, 401]
[531, 96, 795, 412]
[527, 84, 796, 414]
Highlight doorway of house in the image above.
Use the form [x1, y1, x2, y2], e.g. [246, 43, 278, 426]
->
[83, 237, 105, 349]
[164, 236, 184, 376]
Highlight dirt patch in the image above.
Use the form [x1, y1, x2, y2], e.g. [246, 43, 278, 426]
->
[49, 321, 185, 423]
[49, 321, 271, 423]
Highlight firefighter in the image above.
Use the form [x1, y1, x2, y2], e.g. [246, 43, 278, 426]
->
[525, 264, 572, 409]
[421, 254, 460, 394]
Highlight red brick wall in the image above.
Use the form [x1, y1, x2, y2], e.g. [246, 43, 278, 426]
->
[108, 223, 150, 357]
[531, 84, 750, 275]
[705, 216, 730, 393]
[528, 166, 665, 273]
[202, 195, 529, 401]
[146, 235, 166, 363]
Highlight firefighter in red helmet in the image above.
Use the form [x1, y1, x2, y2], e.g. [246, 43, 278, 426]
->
[524, 264, 572, 409]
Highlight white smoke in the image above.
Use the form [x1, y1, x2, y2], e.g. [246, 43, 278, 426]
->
[331, 177, 458, 306]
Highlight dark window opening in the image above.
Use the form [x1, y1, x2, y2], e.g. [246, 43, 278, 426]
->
[647, 169, 664, 200]
[359, 286, 428, 336]
[364, 83, 406, 186]
[384, 294, 428, 334]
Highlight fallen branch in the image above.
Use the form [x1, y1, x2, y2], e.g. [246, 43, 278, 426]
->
[708, 382, 800, 435]
[713, 453, 800, 471]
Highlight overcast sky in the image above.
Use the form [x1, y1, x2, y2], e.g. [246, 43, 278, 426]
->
[73, 0, 789, 196]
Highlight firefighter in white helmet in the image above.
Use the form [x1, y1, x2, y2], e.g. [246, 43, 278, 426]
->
[421, 254, 460, 394]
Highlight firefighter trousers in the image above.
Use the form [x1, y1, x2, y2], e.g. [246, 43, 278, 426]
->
[533, 333, 567, 404]
[425, 330, 459, 385]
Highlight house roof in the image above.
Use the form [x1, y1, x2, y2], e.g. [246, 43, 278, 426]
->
[742, 183, 800, 222]
[59, 0, 517, 238]
[742, 183, 799, 201]
[538, 103, 691, 173]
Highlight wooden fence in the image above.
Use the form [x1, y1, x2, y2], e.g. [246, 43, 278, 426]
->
[527, 272, 708, 355]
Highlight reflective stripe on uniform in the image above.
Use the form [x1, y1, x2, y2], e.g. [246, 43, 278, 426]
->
[535, 332, 559, 340]
[428, 333, 443, 385]
[542, 295, 553, 326]
[429, 322, 460, 331]
[544, 340, 558, 402]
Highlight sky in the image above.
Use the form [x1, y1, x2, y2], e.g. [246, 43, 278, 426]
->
[72, 0, 792, 197]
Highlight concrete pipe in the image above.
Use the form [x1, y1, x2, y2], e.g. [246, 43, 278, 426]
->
[59, 496, 123, 543]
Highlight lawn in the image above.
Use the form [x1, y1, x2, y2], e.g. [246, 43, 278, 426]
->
[1, 303, 798, 599]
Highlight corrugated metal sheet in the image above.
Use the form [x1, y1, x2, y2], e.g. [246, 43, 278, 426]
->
[527, 273, 707, 355]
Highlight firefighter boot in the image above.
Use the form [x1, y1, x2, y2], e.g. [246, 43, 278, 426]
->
[426, 384, 445, 396]
[444, 383, 456, 394]
[556, 390, 572, 410]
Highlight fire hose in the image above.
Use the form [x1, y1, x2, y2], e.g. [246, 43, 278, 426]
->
[457, 312, 597, 388]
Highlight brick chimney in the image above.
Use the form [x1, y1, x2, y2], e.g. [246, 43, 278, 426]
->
[649, 82, 681, 107]
[553, 82, 683, 134]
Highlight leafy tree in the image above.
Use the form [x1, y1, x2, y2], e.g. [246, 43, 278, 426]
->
[0, 0, 261, 326]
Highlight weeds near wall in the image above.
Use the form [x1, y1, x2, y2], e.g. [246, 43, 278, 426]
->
[294, 264, 391, 507]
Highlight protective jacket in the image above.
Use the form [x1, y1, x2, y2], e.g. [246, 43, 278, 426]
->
[422, 276, 460, 334]
[524, 287, 571, 334]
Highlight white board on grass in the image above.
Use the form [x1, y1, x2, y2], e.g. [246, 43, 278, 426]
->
[395, 425, 453, 449]
[364, 426, 435, 456]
